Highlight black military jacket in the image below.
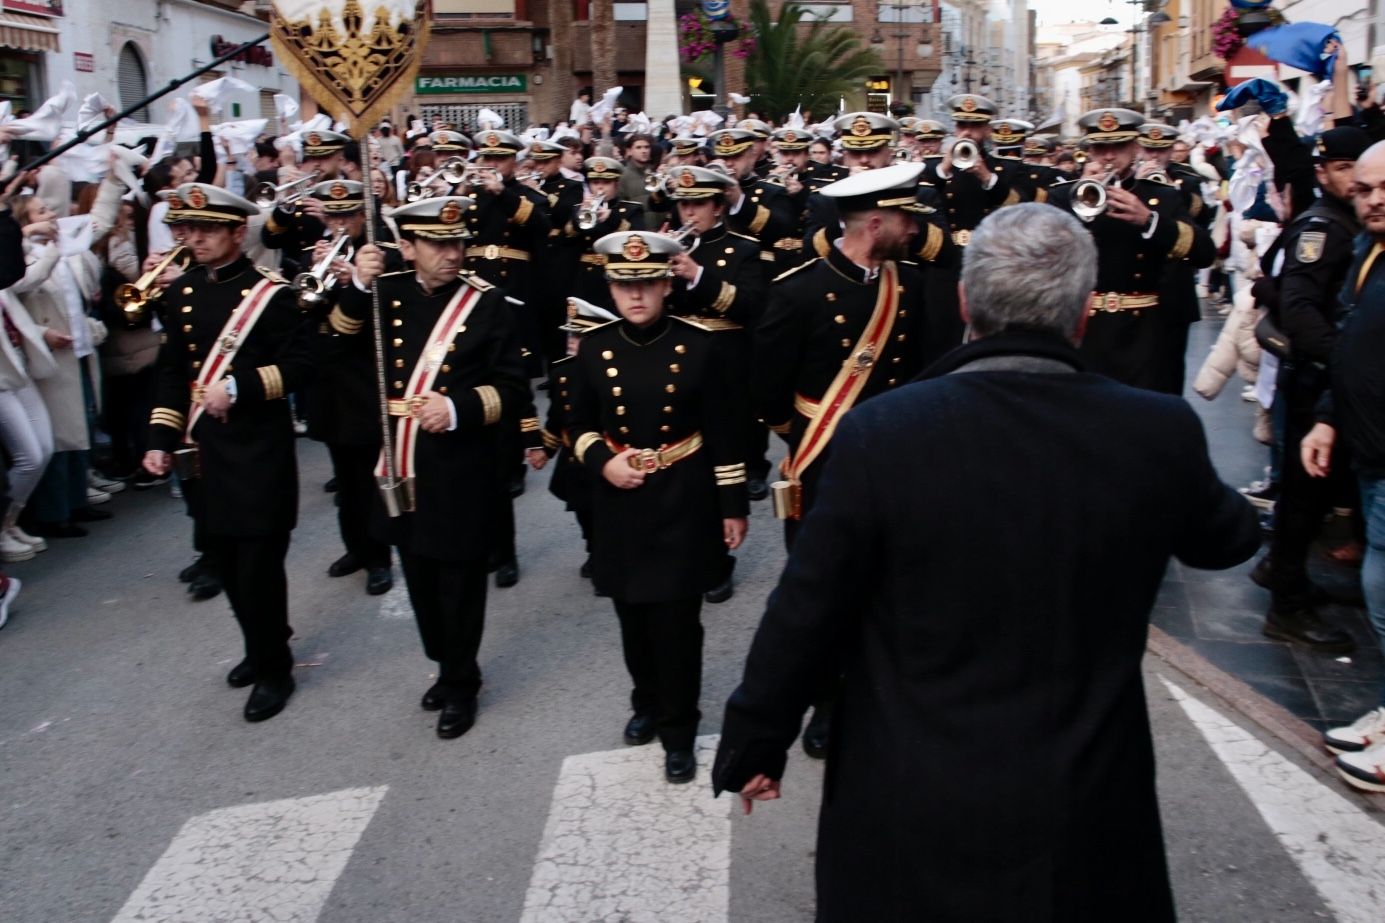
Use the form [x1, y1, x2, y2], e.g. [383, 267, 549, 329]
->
[541, 172, 586, 233]
[149, 256, 313, 536]
[804, 188, 955, 268]
[461, 178, 553, 301]
[335, 271, 531, 562]
[1277, 193, 1361, 365]
[725, 176, 796, 273]
[542, 354, 593, 511]
[261, 203, 326, 274]
[994, 155, 1060, 203]
[1167, 162, 1211, 227]
[567, 315, 748, 602]
[564, 200, 647, 309]
[920, 153, 1020, 233]
[667, 224, 765, 327]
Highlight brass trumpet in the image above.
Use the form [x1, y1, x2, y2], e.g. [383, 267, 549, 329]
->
[894, 148, 914, 162]
[251, 171, 320, 209]
[644, 170, 669, 194]
[951, 139, 981, 172]
[114, 246, 192, 324]
[666, 223, 699, 252]
[293, 233, 356, 309]
[576, 194, 606, 231]
[1072, 171, 1118, 222]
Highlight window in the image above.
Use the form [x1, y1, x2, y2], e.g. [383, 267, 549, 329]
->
[260, 89, 279, 136]
[419, 102, 529, 133]
[433, 0, 516, 18]
[117, 42, 149, 122]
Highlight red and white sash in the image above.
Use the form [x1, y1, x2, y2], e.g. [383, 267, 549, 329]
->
[185, 277, 286, 441]
[375, 283, 485, 484]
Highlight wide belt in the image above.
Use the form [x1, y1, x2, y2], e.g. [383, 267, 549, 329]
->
[1089, 292, 1159, 314]
[604, 431, 703, 472]
[952, 229, 973, 247]
[774, 237, 803, 251]
[794, 393, 820, 418]
[579, 253, 607, 266]
[468, 245, 531, 261]
[387, 398, 426, 417]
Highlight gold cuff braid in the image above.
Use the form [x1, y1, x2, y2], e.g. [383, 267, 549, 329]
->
[1169, 221, 1194, 260]
[475, 385, 502, 425]
[329, 306, 362, 334]
[712, 282, 736, 314]
[150, 408, 186, 430]
[258, 365, 284, 400]
[511, 197, 534, 226]
[574, 431, 603, 464]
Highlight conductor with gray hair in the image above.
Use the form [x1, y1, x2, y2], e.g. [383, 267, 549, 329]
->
[713, 203, 1259, 920]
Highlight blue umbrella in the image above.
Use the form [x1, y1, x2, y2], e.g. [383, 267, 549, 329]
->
[1247, 22, 1341, 79]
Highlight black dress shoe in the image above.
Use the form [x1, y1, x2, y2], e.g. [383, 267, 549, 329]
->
[244, 676, 295, 722]
[623, 713, 656, 746]
[365, 566, 393, 596]
[1263, 606, 1356, 653]
[420, 683, 446, 711]
[226, 659, 256, 688]
[747, 477, 769, 501]
[801, 708, 831, 760]
[189, 573, 223, 601]
[327, 552, 363, 578]
[28, 521, 87, 538]
[436, 698, 477, 739]
[580, 557, 593, 580]
[72, 506, 113, 522]
[665, 749, 696, 784]
[704, 575, 734, 604]
[495, 559, 519, 589]
[323, 476, 339, 493]
[178, 557, 205, 583]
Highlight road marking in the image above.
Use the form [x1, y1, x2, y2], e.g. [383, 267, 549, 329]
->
[1161, 677, 1385, 923]
[378, 583, 413, 620]
[110, 786, 387, 923]
[520, 735, 729, 923]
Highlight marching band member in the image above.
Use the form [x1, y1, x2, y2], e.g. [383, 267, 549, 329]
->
[260, 129, 352, 272]
[920, 95, 1020, 249]
[143, 184, 314, 723]
[566, 230, 749, 783]
[565, 156, 647, 310]
[346, 195, 531, 739]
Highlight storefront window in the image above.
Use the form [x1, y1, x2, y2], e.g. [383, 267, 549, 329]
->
[0, 54, 41, 110]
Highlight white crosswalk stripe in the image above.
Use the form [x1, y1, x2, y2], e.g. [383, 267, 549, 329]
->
[110, 786, 388, 923]
[1162, 676, 1385, 923]
[378, 583, 413, 620]
[520, 735, 730, 923]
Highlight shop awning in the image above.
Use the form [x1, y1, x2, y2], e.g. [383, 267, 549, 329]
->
[0, 12, 60, 54]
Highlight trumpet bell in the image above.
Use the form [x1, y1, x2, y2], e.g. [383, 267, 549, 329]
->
[952, 140, 980, 172]
[251, 182, 278, 209]
[1071, 179, 1108, 221]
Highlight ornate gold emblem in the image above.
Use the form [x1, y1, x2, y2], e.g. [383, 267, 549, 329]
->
[166, 195, 184, 210]
[622, 234, 650, 262]
[783, 130, 797, 143]
[218, 333, 238, 355]
[186, 186, 207, 209]
[961, 96, 977, 113]
[592, 158, 608, 172]
[330, 182, 349, 199]
[306, 132, 323, 148]
[677, 170, 695, 188]
[1098, 112, 1119, 133]
[715, 134, 737, 154]
[850, 116, 872, 137]
[484, 132, 501, 148]
[439, 201, 463, 224]
[1147, 126, 1163, 141]
[854, 348, 876, 371]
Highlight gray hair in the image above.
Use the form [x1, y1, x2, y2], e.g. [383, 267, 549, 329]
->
[960, 203, 1097, 339]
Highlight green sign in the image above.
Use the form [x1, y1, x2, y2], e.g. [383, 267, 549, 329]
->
[416, 74, 527, 95]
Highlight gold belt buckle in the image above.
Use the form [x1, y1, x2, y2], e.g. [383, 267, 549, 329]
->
[1104, 292, 1122, 312]
[407, 395, 427, 416]
[483, 244, 500, 260]
[218, 333, 238, 355]
[191, 384, 206, 403]
[629, 448, 662, 472]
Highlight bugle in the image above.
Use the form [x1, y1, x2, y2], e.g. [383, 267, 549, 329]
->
[666, 223, 699, 252]
[951, 139, 981, 171]
[251, 172, 321, 209]
[576, 194, 606, 231]
[114, 246, 193, 324]
[293, 233, 356, 308]
[1072, 171, 1117, 222]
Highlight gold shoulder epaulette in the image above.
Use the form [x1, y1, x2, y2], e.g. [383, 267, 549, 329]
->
[674, 315, 742, 333]
[464, 272, 495, 292]
[772, 258, 819, 283]
[255, 266, 290, 285]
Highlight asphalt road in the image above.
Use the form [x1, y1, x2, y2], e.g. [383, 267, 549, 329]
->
[1, 436, 1382, 923]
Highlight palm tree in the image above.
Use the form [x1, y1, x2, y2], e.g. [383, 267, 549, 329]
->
[743, 0, 884, 121]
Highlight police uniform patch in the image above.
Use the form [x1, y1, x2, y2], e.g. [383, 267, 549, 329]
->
[1297, 230, 1326, 264]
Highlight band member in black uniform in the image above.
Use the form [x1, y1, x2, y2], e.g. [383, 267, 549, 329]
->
[754, 164, 933, 758]
[1258, 127, 1369, 653]
[300, 179, 396, 596]
[668, 134, 708, 167]
[566, 157, 646, 309]
[345, 195, 532, 739]
[532, 138, 587, 364]
[567, 230, 749, 783]
[766, 126, 825, 269]
[920, 95, 1020, 248]
[991, 118, 1059, 203]
[737, 118, 775, 178]
[1024, 134, 1058, 167]
[1137, 121, 1210, 393]
[1047, 108, 1215, 391]
[665, 165, 767, 595]
[260, 129, 351, 274]
[706, 128, 796, 274]
[143, 184, 313, 723]
[913, 119, 948, 163]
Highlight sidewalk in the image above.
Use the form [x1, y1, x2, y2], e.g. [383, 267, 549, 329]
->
[1156, 308, 1382, 735]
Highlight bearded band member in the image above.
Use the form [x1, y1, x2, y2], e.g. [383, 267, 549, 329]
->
[143, 183, 313, 723]
[345, 196, 531, 739]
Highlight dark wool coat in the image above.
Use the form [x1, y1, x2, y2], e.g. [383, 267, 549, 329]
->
[714, 331, 1260, 922]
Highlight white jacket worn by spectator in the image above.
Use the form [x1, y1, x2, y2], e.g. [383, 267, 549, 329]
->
[1193, 287, 1262, 401]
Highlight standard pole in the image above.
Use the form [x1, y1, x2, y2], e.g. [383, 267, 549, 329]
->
[20, 33, 271, 174]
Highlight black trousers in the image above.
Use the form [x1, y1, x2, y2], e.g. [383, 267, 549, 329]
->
[613, 597, 703, 752]
[327, 442, 390, 569]
[203, 531, 293, 678]
[101, 366, 155, 476]
[398, 551, 488, 700]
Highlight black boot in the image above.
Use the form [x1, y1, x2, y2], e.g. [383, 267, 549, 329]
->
[1263, 603, 1355, 653]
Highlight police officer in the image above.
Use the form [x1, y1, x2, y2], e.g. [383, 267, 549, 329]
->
[566, 230, 749, 784]
[754, 164, 934, 759]
[345, 195, 532, 738]
[919, 95, 1021, 249]
[1047, 108, 1215, 391]
[1258, 127, 1370, 653]
[143, 183, 313, 723]
[299, 179, 396, 596]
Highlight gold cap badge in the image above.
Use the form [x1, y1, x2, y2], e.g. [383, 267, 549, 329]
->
[850, 116, 871, 137]
[306, 132, 322, 147]
[1098, 112, 1118, 132]
[1147, 127, 1163, 141]
[961, 96, 977, 113]
[439, 201, 463, 224]
[186, 186, 207, 209]
[677, 170, 695, 187]
[330, 182, 349, 199]
[484, 132, 500, 148]
[622, 234, 650, 262]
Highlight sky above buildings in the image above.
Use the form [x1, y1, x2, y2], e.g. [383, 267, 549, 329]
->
[1028, 0, 1151, 28]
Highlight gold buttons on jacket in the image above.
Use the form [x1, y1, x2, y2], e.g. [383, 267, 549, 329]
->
[612, 386, 622, 396]
[441, 364, 452, 373]
[182, 325, 192, 333]
[439, 386, 448, 394]
[663, 405, 673, 413]
[716, 259, 727, 267]
[669, 363, 680, 374]
[395, 359, 405, 368]
[674, 344, 686, 354]
[182, 306, 192, 313]
[182, 287, 194, 295]
[661, 425, 671, 433]
[826, 293, 837, 302]
[606, 368, 619, 378]
[394, 380, 404, 389]
[392, 300, 402, 308]
[448, 342, 457, 351]
[841, 338, 851, 348]
[665, 383, 676, 393]
[393, 318, 403, 327]
[724, 247, 734, 254]
[619, 426, 630, 434]
[559, 376, 568, 384]
[241, 289, 251, 297]
[393, 338, 403, 346]
[834, 315, 846, 324]
[616, 406, 626, 415]
[602, 350, 614, 360]
[896, 334, 906, 342]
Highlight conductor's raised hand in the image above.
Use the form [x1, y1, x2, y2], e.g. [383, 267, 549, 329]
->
[354, 243, 386, 287]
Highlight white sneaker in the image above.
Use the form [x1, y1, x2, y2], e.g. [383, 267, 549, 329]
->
[6, 526, 45, 553]
[0, 576, 20, 629]
[86, 487, 111, 505]
[89, 472, 126, 494]
[1336, 739, 1385, 793]
[0, 532, 35, 563]
[1324, 707, 1385, 755]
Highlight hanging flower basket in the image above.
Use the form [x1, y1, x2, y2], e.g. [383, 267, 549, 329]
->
[678, 10, 758, 64]
[1213, 5, 1286, 60]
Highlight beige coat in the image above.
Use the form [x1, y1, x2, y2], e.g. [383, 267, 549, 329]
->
[1193, 287, 1262, 400]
